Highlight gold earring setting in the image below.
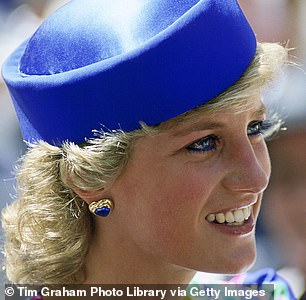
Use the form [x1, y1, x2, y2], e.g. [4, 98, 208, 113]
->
[89, 199, 113, 217]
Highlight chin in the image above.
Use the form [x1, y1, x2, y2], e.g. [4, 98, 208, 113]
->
[225, 261, 255, 275]
[206, 259, 255, 275]
[196, 246, 257, 275]
[222, 249, 257, 275]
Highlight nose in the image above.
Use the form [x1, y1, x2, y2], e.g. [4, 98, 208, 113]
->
[222, 138, 271, 194]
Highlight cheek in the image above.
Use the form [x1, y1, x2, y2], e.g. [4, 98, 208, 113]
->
[113, 159, 216, 251]
[120, 157, 213, 207]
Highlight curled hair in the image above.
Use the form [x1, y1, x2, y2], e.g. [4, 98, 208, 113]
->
[2, 143, 90, 284]
[1, 42, 288, 284]
[1, 131, 138, 284]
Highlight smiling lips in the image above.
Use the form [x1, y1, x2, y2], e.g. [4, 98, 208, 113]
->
[206, 204, 253, 226]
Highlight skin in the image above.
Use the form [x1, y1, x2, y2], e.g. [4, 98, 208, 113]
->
[78, 97, 271, 284]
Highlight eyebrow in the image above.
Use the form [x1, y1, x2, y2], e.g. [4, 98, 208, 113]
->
[253, 103, 266, 116]
[173, 121, 225, 137]
[173, 103, 267, 137]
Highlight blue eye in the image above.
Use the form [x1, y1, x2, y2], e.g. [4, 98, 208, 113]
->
[247, 120, 274, 137]
[187, 135, 219, 153]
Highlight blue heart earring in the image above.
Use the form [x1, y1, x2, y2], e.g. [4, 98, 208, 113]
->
[89, 199, 113, 217]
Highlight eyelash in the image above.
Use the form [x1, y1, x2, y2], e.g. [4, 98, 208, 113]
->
[186, 134, 220, 153]
[247, 120, 274, 137]
[186, 119, 282, 153]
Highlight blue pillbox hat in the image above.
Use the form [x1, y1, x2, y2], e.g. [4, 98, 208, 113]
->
[2, 0, 256, 145]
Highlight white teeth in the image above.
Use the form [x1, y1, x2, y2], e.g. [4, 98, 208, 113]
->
[206, 214, 215, 222]
[215, 213, 225, 223]
[225, 211, 234, 223]
[234, 210, 244, 223]
[243, 207, 250, 220]
[206, 205, 253, 225]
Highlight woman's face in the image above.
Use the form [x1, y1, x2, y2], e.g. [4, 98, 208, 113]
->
[110, 97, 271, 274]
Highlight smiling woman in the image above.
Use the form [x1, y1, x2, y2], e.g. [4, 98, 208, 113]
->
[105, 99, 270, 278]
[0, 0, 295, 298]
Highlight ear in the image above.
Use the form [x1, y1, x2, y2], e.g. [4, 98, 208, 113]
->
[72, 186, 107, 205]
[63, 171, 111, 204]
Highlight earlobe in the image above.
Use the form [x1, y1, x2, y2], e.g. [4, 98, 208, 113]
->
[72, 186, 106, 204]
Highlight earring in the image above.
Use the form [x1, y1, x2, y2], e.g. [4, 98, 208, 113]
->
[89, 199, 113, 217]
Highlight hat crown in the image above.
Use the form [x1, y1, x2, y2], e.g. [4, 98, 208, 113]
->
[20, 0, 200, 75]
[3, 0, 256, 145]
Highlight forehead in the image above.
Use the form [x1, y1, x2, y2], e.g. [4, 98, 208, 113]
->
[161, 97, 266, 136]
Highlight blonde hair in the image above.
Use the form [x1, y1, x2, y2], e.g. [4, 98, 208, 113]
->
[1, 43, 288, 284]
